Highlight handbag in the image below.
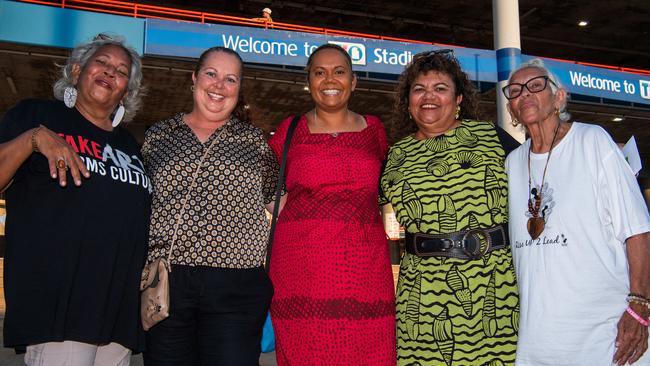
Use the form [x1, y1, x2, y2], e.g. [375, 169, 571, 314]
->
[260, 115, 300, 352]
[140, 127, 225, 331]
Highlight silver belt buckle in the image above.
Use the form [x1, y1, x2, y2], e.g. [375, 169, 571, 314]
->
[461, 229, 491, 259]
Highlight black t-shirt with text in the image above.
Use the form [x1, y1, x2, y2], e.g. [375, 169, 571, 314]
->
[0, 99, 150, 350]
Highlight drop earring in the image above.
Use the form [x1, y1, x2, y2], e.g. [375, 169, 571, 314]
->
[511, 117, 519, 127]
[63, 86, 77, 108]
[455, 106, 460, 120]
[112, 103, 125, 127]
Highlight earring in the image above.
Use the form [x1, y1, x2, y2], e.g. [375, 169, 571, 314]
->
[455, 106, 460, 120]
[191, 85, 195, 92]
[511, 117, 519, 127]
[555, 107, 560, 116]
[63, 86, 77, 108]
[112, 103, 125, 127]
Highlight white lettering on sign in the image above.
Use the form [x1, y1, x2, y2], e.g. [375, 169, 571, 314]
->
[222, 35, 298, 56]
[569, 71, 621, 92]
[372, 48, 413, 66]
[640, 80, 650, 100]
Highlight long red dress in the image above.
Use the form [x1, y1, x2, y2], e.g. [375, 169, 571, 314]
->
[268, 115, 396, 365]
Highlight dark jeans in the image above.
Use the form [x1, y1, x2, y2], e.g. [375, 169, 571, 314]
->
[143, 265, 273, 366]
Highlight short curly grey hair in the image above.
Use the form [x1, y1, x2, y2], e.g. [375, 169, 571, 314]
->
[53, 33, 145, 123]
[507, 58, 571, 122]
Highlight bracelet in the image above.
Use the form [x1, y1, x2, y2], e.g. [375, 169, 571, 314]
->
[629, 293, 650, 302]
[626, 307, 650, 327]
[31, 125, 43, 153]
[629, 298, 650, 310]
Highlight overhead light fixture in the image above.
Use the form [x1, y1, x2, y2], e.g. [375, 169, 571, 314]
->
[578, 20, 589, 27]
[612, 117, 624, 122]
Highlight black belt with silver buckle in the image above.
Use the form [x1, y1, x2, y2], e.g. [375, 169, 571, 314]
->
[404, 224, 510, 260]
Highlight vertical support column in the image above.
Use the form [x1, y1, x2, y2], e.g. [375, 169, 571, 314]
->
[493, 0, 525, 142]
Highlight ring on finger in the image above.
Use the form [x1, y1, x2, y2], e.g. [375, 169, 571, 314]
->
[56, 157, 67, 170]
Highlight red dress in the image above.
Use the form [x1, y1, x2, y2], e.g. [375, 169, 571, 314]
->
[268, 115, 396, 366]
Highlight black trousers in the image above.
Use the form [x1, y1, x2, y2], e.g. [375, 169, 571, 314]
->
[143, 265, 273, 366]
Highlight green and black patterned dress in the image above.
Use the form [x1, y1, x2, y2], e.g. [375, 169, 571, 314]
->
[380, 120, 519, 366]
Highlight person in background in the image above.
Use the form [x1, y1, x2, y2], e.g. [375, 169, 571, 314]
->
[381, 49, 520, 365]
[268, 43, 396, 365]
[0, 33, 149, 366]
[253, 7, 273, 28]
[504, 58, 650, 366]
[141, 46, 278, 366]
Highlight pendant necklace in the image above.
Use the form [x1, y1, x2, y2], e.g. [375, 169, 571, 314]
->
[314, 109, 350, 138]
[527, 122, 560, 240]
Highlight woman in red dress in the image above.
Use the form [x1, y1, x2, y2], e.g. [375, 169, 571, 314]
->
[268, 44, 396, 365]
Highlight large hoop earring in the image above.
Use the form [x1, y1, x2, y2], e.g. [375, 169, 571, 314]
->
[112, 103, 125, 127]
[63, 86, 77, 108]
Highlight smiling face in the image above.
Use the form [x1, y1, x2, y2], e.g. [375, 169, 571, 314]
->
[72, 44, 131, 114]
[408, 70, 462, 134]
[191, 50, 242, 123]
[307, 48, 356, 112]
[507, 67, 565, 127]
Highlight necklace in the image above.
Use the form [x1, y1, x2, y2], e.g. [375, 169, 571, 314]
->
[313, 109, 350, 138]
[526, 122, 561, 240]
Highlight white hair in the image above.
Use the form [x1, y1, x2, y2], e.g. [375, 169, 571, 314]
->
[508, 58, 571, 122]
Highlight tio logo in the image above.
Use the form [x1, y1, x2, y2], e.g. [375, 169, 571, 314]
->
[327, 41, 366, 66]
[640, 80, 650, 100]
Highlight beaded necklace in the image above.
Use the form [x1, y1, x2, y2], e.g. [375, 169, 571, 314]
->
[527, 122, 560, 240]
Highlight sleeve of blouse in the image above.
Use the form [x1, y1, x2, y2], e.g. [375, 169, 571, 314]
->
[375, 116, 389, 158]
[260, 136, 280, 204]
[595, 127, 650, 243]
[0, 99, 38, 144]
[268, 116, 294, 162]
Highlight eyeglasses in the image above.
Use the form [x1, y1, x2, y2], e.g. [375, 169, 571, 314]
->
[413, 48, 454, 60]
[502, 76, 556, 100]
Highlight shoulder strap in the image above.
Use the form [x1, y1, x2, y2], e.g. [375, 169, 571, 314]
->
[496, 125, 521, 156]
[265, 115, 301, 272]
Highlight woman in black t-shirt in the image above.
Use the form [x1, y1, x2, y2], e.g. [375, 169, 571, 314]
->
[0, 34, 149, 366]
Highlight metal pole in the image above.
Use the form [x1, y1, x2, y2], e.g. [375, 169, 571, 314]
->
[493, 0, 525, 142]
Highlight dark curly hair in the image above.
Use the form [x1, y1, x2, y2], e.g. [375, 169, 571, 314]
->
[388, 50, 480, 143]
[194, 46, 251, 124]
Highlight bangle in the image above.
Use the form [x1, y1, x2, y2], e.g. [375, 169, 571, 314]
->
[629, 293, 650, 301]
[629, 298, 650, 310]
[626, 307, 650, 327]
[31, 125, 43, 153]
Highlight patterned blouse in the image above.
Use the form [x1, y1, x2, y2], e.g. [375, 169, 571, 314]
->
[142, 113, 279, 268]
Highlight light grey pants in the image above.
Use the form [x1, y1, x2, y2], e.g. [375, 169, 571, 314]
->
[25, 341, 131, 366]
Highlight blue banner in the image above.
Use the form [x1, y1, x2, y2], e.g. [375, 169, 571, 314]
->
[528, 56, 650, 105]
[144, 19, 498, 83]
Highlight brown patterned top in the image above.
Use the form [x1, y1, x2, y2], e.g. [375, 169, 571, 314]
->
[142, 113, 279, 268]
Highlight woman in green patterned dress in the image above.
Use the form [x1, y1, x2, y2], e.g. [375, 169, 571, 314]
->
[381, 50, 520, 365]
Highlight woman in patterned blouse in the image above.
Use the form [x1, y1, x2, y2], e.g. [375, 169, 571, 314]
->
[141, 47, 279, 365]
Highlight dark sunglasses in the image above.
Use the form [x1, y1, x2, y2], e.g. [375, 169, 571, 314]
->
[502, 75, 556, 100]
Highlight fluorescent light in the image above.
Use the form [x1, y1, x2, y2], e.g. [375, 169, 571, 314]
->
[6, 76, 17, 94]
[578, 20, 589, 27]
[612, 117, 624, 122]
